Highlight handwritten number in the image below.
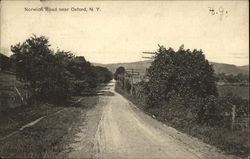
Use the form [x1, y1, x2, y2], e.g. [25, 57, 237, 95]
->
[219, 7, 224, 15]
[209, 6, 228, 20]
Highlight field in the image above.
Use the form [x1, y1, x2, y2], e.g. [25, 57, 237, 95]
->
[217, 85, 249, 99]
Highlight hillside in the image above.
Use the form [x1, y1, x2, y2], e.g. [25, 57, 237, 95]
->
[94, 60, 152, 75]
[238, 65, 249, 72]
[94, 60, 249, 75]
[211, 62, 248, 75]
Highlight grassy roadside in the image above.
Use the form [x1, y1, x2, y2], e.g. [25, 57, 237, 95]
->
[0, 95, 99, 158]
[115, 83, 250, 158]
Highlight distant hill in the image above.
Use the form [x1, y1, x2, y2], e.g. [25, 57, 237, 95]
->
[94, 60, 152, 75]
[210, 62, 248, 75]
[238, 65, 249, 72]
[94, 60, 249, 75]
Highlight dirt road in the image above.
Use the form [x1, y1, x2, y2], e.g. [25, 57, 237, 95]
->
[69, 81, 239, 159]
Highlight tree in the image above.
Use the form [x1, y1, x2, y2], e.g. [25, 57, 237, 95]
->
[145, 45, 218, 107]
[10, 34, 113, 104]
[11, 35, 52, 83]
[0, 53, 12, 71]
[114, 66, 125, 80]
[94, 66, 113, 83]
[11, 35, 71, 104]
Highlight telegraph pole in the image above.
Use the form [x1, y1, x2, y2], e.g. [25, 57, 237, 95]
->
[142, 51, 156, 59]
[126, 68, 140, 95]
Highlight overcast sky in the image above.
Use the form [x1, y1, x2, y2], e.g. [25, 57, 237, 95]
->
[0, 0, 249, 66]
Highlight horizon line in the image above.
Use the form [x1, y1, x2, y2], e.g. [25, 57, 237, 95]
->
[1, 52, 248, 67]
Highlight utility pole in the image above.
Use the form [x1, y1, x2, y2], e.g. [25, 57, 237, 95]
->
[142, 52, 156, 54]
[141, 44, 162, 59]
[126, 68, 140, 95]
[141, 51, 156, 82]
[131, 69, 134, 95]
[142, 51, 156, 59]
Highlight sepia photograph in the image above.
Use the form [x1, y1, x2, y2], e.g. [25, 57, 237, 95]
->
[0, 0, 249, 158]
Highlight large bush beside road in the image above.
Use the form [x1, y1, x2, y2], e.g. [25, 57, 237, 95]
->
[137, 45, 249, 127]
[145, 45, 218, 107]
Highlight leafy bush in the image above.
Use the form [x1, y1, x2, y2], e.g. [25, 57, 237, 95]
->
[219, 93, 249, 117]
[138, 45, 248, 127]
[160, 92, 248, 127]
[145, 45, 218, 107]
[195, 95, 224, 126]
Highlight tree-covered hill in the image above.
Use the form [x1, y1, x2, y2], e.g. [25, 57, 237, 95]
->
[94, 60, 248, 75]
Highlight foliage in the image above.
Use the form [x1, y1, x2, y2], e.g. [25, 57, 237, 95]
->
[10, 35, 70, 104]
[216, 73, 249, 83]
[10, 35, 113, 104]
[134, 44, 249, 127]
[219, 93, 249, 117]
[0, 53, 12, 71]
[114, 66, 125, 80]
[137, 80, 249, 127]
[94, 66, 113, 83]
[145, 45, 218, 107]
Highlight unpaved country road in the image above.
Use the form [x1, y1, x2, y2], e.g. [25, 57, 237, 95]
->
[68, 81, 239, 159]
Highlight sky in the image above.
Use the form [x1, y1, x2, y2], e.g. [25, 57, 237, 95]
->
[0, 0, 249, 66]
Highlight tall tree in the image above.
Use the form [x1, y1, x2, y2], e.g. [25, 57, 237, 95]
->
[10, 34, 113, 104]
[11, 35, 71, 104]
[114, 66, 125, 80]
[146, 45, 218, 106]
